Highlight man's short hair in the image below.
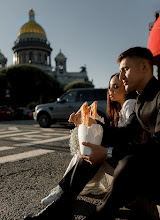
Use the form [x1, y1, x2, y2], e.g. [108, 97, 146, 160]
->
[117, 47, 153, 65]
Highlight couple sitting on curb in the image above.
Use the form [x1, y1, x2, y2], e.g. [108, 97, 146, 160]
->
[25, 47, 160, 220]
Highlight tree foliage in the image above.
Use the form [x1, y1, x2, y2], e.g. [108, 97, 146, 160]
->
[0, 65, 63, 107]
[64, 81, 94, 92]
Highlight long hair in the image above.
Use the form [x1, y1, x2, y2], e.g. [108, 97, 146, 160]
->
[107, 73, 137, 127]
[107, 73, 121, 127]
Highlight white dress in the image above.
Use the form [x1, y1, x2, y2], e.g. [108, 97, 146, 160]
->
[118, 99, 136, 127]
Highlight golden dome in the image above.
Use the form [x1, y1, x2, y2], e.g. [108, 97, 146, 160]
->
[18, 9, 46, 39]
[18, 20, 46, 37]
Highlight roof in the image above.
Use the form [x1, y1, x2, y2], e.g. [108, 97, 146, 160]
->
[18, 9, 46, 40]
[55, 50, 66, 61]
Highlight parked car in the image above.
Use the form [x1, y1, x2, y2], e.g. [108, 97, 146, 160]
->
[14, 107, 33, 120]
[33, 88, 108, 128]
[0, 106, 15, 120]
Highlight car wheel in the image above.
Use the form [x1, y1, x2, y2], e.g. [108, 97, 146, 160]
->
[38, 113, 52, 128]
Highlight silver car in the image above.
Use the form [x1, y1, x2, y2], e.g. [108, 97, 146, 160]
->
[33, 88, 108, 127]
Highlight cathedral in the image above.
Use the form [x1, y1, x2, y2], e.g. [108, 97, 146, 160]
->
[12, 9, 91, 85]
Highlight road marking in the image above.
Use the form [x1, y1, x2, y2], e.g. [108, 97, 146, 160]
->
[0, 149, 54, 164]
[14, 135, 70, 147]
[40, 128, 55, 132]
[0, 130, 20, 135]
[8, 126, 19, 131]
[43, 133, 69, 136]
[0, 146, 16, 151]
[11, 133, 69, 141]
[0, 131, 39, 138]
[11, 137, 40, 141]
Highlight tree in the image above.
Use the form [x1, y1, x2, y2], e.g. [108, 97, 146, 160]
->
[64, 81, 94, 92]
[0, 68, 7, 105]
[0, 64, 63, 107]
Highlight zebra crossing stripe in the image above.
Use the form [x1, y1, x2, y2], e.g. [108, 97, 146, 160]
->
[0, 131, 39, 138]
[0, 146, 16, 151]
[14, 135, 70, 147]
[8, 126, 19, 131]
[0, 130, 20, 135]
[0, 149, 54, 164]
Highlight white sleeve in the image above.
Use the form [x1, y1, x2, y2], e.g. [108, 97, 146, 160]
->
[123, 99, 136, 121]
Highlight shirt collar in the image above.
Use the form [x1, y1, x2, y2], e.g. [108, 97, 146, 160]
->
[137, 76, 158, 102]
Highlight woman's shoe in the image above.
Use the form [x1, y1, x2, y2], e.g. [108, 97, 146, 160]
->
[41, 185, 63, 206]
[80, 182, 107, 196]
[24, 214, 41, 219]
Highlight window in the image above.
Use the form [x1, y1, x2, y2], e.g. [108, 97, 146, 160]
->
[29, 52, 33, 63]
[61, 91, 77, 102]
[44, 54, 47, 65]
[95, 89, 107, 100]
[22, 53, 26, 63]
[38, 53, 41, 63]
[59, 62, 64, 74]
[76, 90, 95, 102]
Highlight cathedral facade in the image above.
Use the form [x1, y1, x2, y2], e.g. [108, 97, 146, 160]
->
[12, 9, 91, 86]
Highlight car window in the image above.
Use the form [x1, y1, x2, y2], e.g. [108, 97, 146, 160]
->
[61, 91, 77, 102]
[95, 89, 107, 100]
[76, 90, 95, 102]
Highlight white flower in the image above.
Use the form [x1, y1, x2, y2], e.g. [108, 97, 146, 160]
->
[69, 127, 79, 155]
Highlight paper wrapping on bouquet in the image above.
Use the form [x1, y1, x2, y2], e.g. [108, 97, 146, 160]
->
[78, 124, 103, 155]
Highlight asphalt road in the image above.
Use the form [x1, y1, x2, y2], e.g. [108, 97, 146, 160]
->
[0, 120, 105, 220]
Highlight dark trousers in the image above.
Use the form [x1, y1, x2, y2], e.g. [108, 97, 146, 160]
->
[59, 154, 160, 219]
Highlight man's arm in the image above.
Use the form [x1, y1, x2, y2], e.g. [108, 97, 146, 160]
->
[80, 112, 143, 165]
[98, 111, 142, 147]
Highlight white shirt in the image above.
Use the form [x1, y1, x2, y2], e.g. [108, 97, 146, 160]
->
[118, 99, 136, 127]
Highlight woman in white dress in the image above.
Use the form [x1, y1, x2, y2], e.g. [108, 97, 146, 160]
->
[41, 73, 137, 206]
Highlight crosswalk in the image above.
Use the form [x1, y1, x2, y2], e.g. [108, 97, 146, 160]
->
[0, 125, 70, 164]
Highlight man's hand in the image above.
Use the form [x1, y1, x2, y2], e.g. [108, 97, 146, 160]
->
[79, 142, 108, 165]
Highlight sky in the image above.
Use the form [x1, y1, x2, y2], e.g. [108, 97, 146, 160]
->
[0, 0, 159, 88]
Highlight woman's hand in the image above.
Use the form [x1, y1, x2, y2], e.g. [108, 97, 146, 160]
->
[79, 142, 108, 165]
[68, 112, 97, 127]
[68, 112, 82, 127]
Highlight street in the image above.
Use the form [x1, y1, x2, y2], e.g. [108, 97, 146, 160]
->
[2, 120, 154, 220]
[0, 120, 103, 220]
[0, 120, 72, 219]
